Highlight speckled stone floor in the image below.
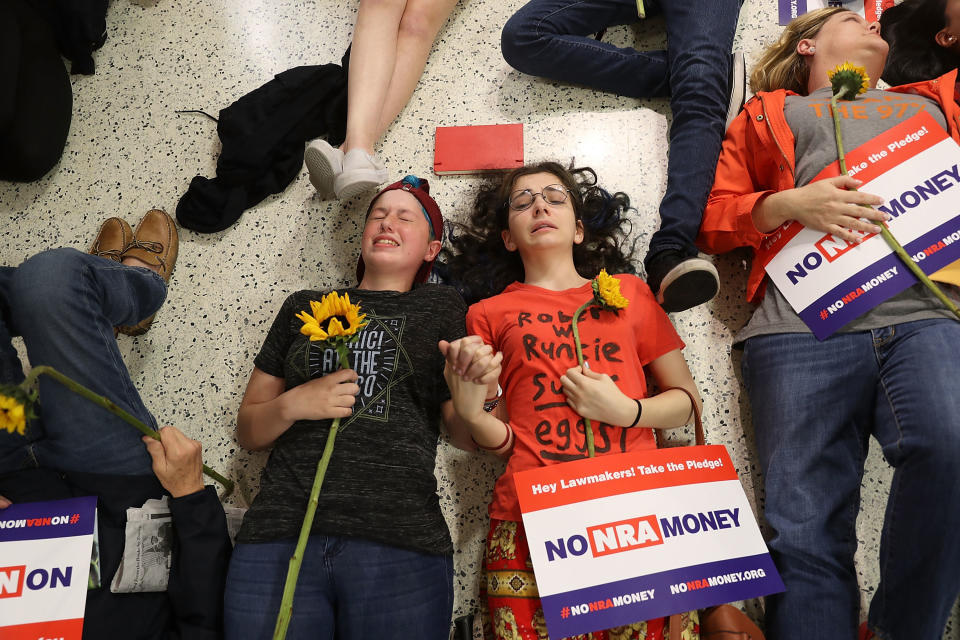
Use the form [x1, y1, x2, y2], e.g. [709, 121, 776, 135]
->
[1, 0, 957, 635]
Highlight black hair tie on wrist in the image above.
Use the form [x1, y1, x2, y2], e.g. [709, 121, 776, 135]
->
[628, 398, 643, 428]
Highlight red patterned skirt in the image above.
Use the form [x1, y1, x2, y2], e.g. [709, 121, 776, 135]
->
[482, 518, 699, 640]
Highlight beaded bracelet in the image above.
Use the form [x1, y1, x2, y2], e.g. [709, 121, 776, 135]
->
[483, 384, 503, 412]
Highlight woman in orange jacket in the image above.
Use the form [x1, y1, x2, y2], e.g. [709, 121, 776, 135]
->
[697, 7, 960, 639]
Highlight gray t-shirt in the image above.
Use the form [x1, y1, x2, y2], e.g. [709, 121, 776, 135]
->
[237, 285, 466, 555]
[737, 87, 958, 343]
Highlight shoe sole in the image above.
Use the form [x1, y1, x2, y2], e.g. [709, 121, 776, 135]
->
[657, 258, 720, 313]
[118, 314, 156, 337]
[335, 171, 387, 201]
[304, 143, 340, 199]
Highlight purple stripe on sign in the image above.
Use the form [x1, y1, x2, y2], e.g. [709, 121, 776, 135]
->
[799, 216, 960, 340]
[779, 0, 806, 24]
[541, 554, 783, 638]
[0, 496, 97, 542]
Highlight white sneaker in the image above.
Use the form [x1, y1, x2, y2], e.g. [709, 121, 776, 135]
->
[305, 139, 344, 199]
[334, 149, 388, 201]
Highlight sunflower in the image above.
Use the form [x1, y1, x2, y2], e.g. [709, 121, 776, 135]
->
[591, 269, 629, 311]
[296, 291, 368, 342]
[828, 62, 870, 100]
[0, 388, 30, 435]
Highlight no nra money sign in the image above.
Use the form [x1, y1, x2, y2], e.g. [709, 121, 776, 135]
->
[761, 111, 960, 339]
[516, 445, 783, 638]
[0, 496, 97, 640]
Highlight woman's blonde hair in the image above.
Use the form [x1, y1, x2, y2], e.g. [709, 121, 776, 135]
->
[750, 7, 847, 94]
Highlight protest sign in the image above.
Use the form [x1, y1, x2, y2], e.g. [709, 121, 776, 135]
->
[778, 0, 895, 26]
[0, 496, 97, 640]
[760, 111, 960, 339]
[516, 445, 782, 638]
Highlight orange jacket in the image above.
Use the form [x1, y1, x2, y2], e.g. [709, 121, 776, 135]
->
[697, 69, 960, 303]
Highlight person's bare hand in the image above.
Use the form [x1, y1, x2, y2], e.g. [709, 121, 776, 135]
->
[439, 338, 500, 420]
[143, 426, 205, 498]
[775, 176, 887, 242]
[438, 337, 502, 385]
[560, 364, 634, 426]
[282, 369, 360, 422]
[0, 495, 10, 509]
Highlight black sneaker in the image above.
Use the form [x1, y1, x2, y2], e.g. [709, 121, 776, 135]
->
[726, 51, 748, 132]
[646, 250, 720, 312]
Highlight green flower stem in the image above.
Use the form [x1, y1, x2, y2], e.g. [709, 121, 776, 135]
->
[24, 365, 234, 495]
[829, 94, 960, 321]
[571, 300, 596, 458]
[273, 344, 351, 640]
[877, 223, 960, 319]
[830, 94, 849, 175]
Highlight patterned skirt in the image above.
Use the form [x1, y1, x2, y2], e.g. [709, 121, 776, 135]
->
[482, 518, 699, 640]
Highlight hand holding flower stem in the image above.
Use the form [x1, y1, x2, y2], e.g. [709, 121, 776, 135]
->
[570, 271, 629, 458]
[1, 365, 234, 495]
[828, 63, 960, 320]
[273, 344, 351, 639]
[273, 292, 367, 639]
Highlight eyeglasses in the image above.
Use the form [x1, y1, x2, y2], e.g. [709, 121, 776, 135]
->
[507, 184, 572, 211]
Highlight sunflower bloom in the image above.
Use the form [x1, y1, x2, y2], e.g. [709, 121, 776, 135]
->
[828, 62, 869, 100]
[0, 390, 29, 435]
[592, 269, 629, 311]
[296, 292, 367, 342]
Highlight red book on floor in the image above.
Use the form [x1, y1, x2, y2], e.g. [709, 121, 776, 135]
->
[433, 124, 524, 175]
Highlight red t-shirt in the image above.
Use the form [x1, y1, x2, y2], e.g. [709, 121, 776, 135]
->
[467, 274, 685, 520]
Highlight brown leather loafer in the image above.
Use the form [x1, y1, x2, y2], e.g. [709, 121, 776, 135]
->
[118, 209, 179, 336]
[89, 217, 133, 262]
[121, 209, 179, 282]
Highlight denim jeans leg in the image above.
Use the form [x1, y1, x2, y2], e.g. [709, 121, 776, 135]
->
[333, 537, 453, 640]
[645, 0, 741, 263]
[6, 248, 167, 475]
[743, 332, 875, 639]
[224, 539, 336, 640]
[867, 320, 960, 639]
[501, 0, 669, 97]
[0, 265, 41, 473]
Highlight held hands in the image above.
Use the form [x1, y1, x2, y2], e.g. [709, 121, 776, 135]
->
[759, 176, 888, 243]
[561, 363, 635, 427]
[143, 426, 205, 498]
[438, 337, 502, 421]
[281, 369, 360, 422]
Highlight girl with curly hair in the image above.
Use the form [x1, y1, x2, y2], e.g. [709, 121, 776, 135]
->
[440, 162, 702, 640]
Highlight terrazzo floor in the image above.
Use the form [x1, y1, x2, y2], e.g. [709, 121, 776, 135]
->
[1, 0, 957, 635]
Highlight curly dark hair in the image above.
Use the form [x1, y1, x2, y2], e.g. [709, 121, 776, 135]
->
[881, 0, 960, 86]
[441, 162, 636, 304]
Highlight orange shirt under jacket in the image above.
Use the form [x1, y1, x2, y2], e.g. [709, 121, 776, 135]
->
[467, 274, 685, 521]
[697, 69, 960, 304]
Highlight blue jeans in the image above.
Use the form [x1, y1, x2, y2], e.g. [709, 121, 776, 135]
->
[500, 0, 741, 265]
[0, 248, 166, 476]
[224, 536, 454, 640]
[742, 320, 960, 639]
